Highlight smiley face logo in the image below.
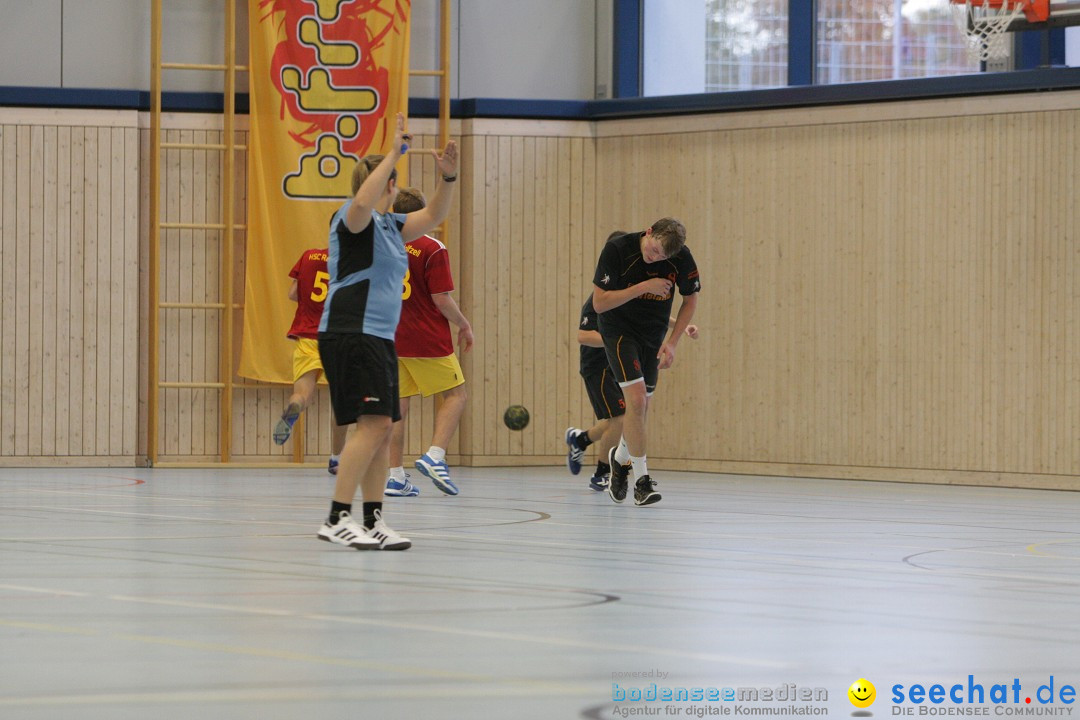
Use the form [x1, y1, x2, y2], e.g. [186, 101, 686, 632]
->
[848, 678, 876, 708]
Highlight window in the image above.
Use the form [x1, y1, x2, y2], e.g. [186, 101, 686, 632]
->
[817, 0, 978, 84]
[706, 0, 789, 91]
[643, 0, 788, 96]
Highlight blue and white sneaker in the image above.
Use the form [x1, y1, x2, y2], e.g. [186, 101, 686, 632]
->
[385, 473, 421, 497]
[415, 454, 458, 495]
[565, 427, 586, 475]
[588, 473, 609, 492]
[273, 402, 301, 445]
[327, 457, 339, 475]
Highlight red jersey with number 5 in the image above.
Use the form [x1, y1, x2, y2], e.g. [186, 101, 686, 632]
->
[395, 235, 455, 357]
[287, 248, 329, 339]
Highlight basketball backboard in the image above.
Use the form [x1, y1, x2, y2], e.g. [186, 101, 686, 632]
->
[1008, 0, 1080, 30]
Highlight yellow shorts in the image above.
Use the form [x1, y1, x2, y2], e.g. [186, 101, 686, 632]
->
[398, 355, 465, 398]
[292, 338, 327, 384]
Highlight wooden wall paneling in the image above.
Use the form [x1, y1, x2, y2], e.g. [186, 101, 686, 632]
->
[578, 134, 595, 448]
[567, 136, 584, 456]
[968, 113, 990, 471]
[123, 126, 139, 457]
[543, 137, 560, 460]
[54, 126, 71, 456]
[82, 127, 100, 457]
[1034, 112, 1052, 472]
[692, 130, 717, 460]
[999, 112, 1022, 472]
[1071, 110, 1080, 474]
[854, 123, 876, 468]
[109, 127, 128, 456]
[137, 126, 150, 460]
[482, 135, 498, 456]
[209, 128, 225, 457]
[1039, 110, 1058, 474]
[68, 128, 86, 457]
[532, 136, 551, 459]
[161, 130, 176, 456]
[554, 137, 571, 459]
[519, 136, 536, 456]
[178, 129, 194, 456]
[40, 126, 58, 457]
[494, 135, 511, 457]
[1061, 111, 1080, 472]
[877, 121, 898, 468]
[508, 135, 523, 457]
[14, 126, 31, 456]
[95, 127, 112, 456]
[191, 129, 207, 457]
[457, 133, 476, 459]
[0, 126, 10, 456]
[28, 125, 45, 457]
[0, 103, 1072, 479]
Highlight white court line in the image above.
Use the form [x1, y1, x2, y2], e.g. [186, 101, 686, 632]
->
[0, 682, 600, 707]
[0, 583, 89, 597]
[111, 594, 789, 668]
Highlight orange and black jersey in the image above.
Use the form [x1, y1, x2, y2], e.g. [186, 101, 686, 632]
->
[592, 231, 700, 345]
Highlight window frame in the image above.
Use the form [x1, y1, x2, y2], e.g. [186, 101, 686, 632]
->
[624, 0, 1066, 99]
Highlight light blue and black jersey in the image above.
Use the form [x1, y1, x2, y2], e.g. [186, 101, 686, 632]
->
[318, 201, 409, 340]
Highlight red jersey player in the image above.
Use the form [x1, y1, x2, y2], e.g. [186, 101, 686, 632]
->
[385, 188, 474, 497]
[273, 245, 347, 473]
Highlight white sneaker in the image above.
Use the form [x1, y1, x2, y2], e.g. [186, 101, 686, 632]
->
[365, 509, 412, 550]
[317, 510, 379, 550]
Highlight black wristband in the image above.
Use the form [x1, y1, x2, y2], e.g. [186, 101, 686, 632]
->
[442, 174, 457, 182]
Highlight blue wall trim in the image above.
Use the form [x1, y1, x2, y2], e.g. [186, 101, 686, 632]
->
[787, 0, 815, 86]
[612, 0, 642, 98]
[5, 68, 1080, 122]
[0, 87, 251, 113]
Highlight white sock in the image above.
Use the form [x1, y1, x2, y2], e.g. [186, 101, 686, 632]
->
[389, 466, 406, 481]
[630, 455, 648, 481]
[614, 436, 630, 465]
[330, 454, 340, 462]
[426, 445, 446, 463]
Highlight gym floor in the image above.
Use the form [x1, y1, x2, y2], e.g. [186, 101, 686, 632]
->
[1, 466, 1078, 719]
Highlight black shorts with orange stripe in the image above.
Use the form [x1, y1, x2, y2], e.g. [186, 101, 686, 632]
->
[582, 367, 626, 420]
[602, 333, 660, 395]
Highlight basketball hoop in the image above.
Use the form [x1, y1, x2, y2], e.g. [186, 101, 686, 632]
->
[949, 0, 1050, 61]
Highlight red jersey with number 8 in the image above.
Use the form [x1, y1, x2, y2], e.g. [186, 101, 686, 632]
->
[287, 248, 329, 339]
[395, 235, 455, 358]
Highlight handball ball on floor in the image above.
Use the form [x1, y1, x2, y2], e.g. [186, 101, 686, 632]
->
[503, 405, 530, 431]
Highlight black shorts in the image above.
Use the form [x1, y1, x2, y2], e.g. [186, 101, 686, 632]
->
[582, 367, 626, 420]
[603, 333, 659, 395]
[318, 333, 401, 424]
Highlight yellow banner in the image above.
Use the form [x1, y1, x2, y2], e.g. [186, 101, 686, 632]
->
[240, 0, 411, 382]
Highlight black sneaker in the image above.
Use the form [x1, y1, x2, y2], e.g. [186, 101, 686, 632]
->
[634, 475, 661, 506]
[607, 447, 629, 503]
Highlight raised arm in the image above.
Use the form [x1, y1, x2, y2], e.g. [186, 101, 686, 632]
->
[401, 142, 459, 243]
[344, 113, 409, 233]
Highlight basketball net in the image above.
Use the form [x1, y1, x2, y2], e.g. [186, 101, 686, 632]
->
[951, 0, 1026, 61]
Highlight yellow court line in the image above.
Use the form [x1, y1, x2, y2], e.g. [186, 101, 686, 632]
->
[1026, 538, 1080, 559]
